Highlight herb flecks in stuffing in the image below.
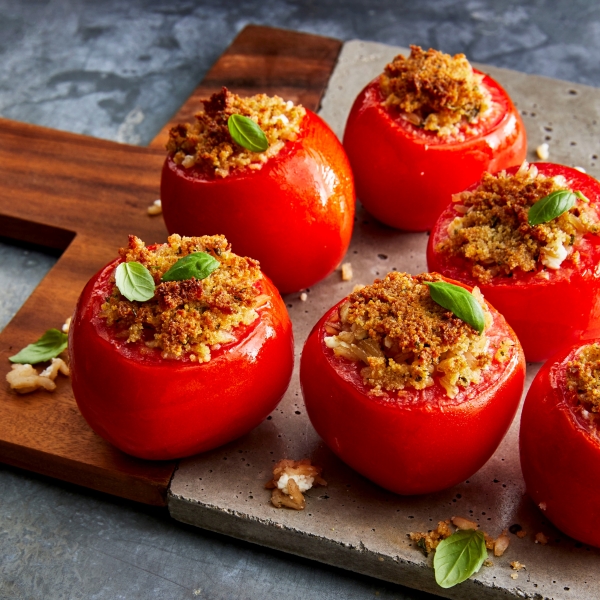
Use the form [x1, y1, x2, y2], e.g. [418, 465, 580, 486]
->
[324, 272, 497, 398]
[101, 234, 265, 361]
[437, 162, 599, 283]
[166, 87, 306, 178]
[380, 45, 490, 137]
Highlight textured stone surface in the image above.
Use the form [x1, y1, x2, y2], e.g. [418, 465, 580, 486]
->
[169, 40, 600, 600]
[3, 1, 600, 599]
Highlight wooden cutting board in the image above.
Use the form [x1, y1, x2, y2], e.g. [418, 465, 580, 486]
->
[0, 25, 342, 506]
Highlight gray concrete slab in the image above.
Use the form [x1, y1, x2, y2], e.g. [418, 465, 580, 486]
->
[169, 40, 600, 600]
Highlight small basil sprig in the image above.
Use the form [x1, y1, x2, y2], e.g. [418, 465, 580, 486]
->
[115, 262, 155, 302]
[227, 114, 269, 152]
[433, 529, 487, 588]
[528, 190, 577, 226]
[161, 252, 220, 282]
[426, 281, 485, 334]
[9, 329, 68, 364]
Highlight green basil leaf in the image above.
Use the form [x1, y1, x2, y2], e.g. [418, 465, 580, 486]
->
[161, 252, 220, 282]
[227, 114, 269, 152]
[426, 281, 485, 334]
[575, 190, 590, 203]
[9, 329, 68, 364]
[528, 190, 577, 226]
[115, 262, 155, 302]
[434, 529, 487, 589]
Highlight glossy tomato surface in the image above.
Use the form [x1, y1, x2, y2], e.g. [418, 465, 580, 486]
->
[428, 163, 600, 362]
[69, 258, 294, 460]
[300, 279, 525, 495]
[520, 341, 600, 547]
[160, 110, 355, 294]
[343, 73, 526, 231]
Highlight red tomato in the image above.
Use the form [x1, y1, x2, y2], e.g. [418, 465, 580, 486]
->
[428, 163, 600, 362]
[300, 277, 525, 495]
[342, 73, 526, 231]
[69, 257, 294, 460]
[520, 341, 600, 547]
[160, 110, 355, 294]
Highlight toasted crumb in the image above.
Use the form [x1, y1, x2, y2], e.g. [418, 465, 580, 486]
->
[516, 530, 527, 538]
[535, 532, 549, 545]
[341, 262, 353, 281]
[494, 530, 510, 557]
[539, 501, 547, 511]
[166, 87, 305, 178]
[451, 516, 479, 530]
[410, 520, 453, 554]
[510, 573, 519, 580]
[566, 343, 600, 413]
[300, 292, 308, 302]
[380, 45, 489, 137]
[6, 358, 70, 394]
[62, 316, 71, 334]
[510, 561, 526, 571]
[536, 143, 550, 160]
[147, 199, 162, 216]
[266, 458, 326, 510]
[324, 272, 495, 398]
[437, 161, 599, 283]
[483, 559, 494, 567]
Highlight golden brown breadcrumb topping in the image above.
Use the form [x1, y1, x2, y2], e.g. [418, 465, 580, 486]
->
[166, 87, 306, 178]
[380, 45, 490, 136]
[566, 343, 600, 413]
[324, 272, 494, 398]
[437, 162, 599, 284]
[101, 234, 265, 361]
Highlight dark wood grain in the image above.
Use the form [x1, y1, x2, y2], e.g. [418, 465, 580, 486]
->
[0, 25, 341, 505]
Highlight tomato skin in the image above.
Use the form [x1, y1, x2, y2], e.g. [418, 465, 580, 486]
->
[342, 74, 526, 231]
[160, 110, 355, 294]
[520, 342, 600, 547]
[300, 278, 525, 495]
[427, 163, 600, 362]
[69, 258, 294, 460]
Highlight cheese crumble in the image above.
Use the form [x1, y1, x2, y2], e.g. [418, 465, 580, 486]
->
[380, 45, 491, 137]
[324, 272, 496, 398]
[437, 162, 599, 283]
[101, 234, 265, 361]
[166, 87, 306, 178]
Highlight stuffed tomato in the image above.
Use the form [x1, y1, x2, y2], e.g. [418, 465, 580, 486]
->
[69, 234, 294, 460]
[343, 45, 526, 231]
[428, 162, 600, 362]
[160, 88, 355, 294]
[520, 341, 600, 547]
[300, 271, 525, 495]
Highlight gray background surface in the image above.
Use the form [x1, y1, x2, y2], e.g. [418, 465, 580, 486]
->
[1, 1, 599, 599]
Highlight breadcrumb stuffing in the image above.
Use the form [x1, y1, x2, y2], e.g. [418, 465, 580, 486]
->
[380, 45, 491, 137]
[566, 343, 600, 414]
[410, 520, 453, 554]
[265, 459, 326, 510]
[324, 272, 497, 398]
[101, 234, 264, 361]
[166, 87, 305, 178]
[437, 162, 599, 283]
